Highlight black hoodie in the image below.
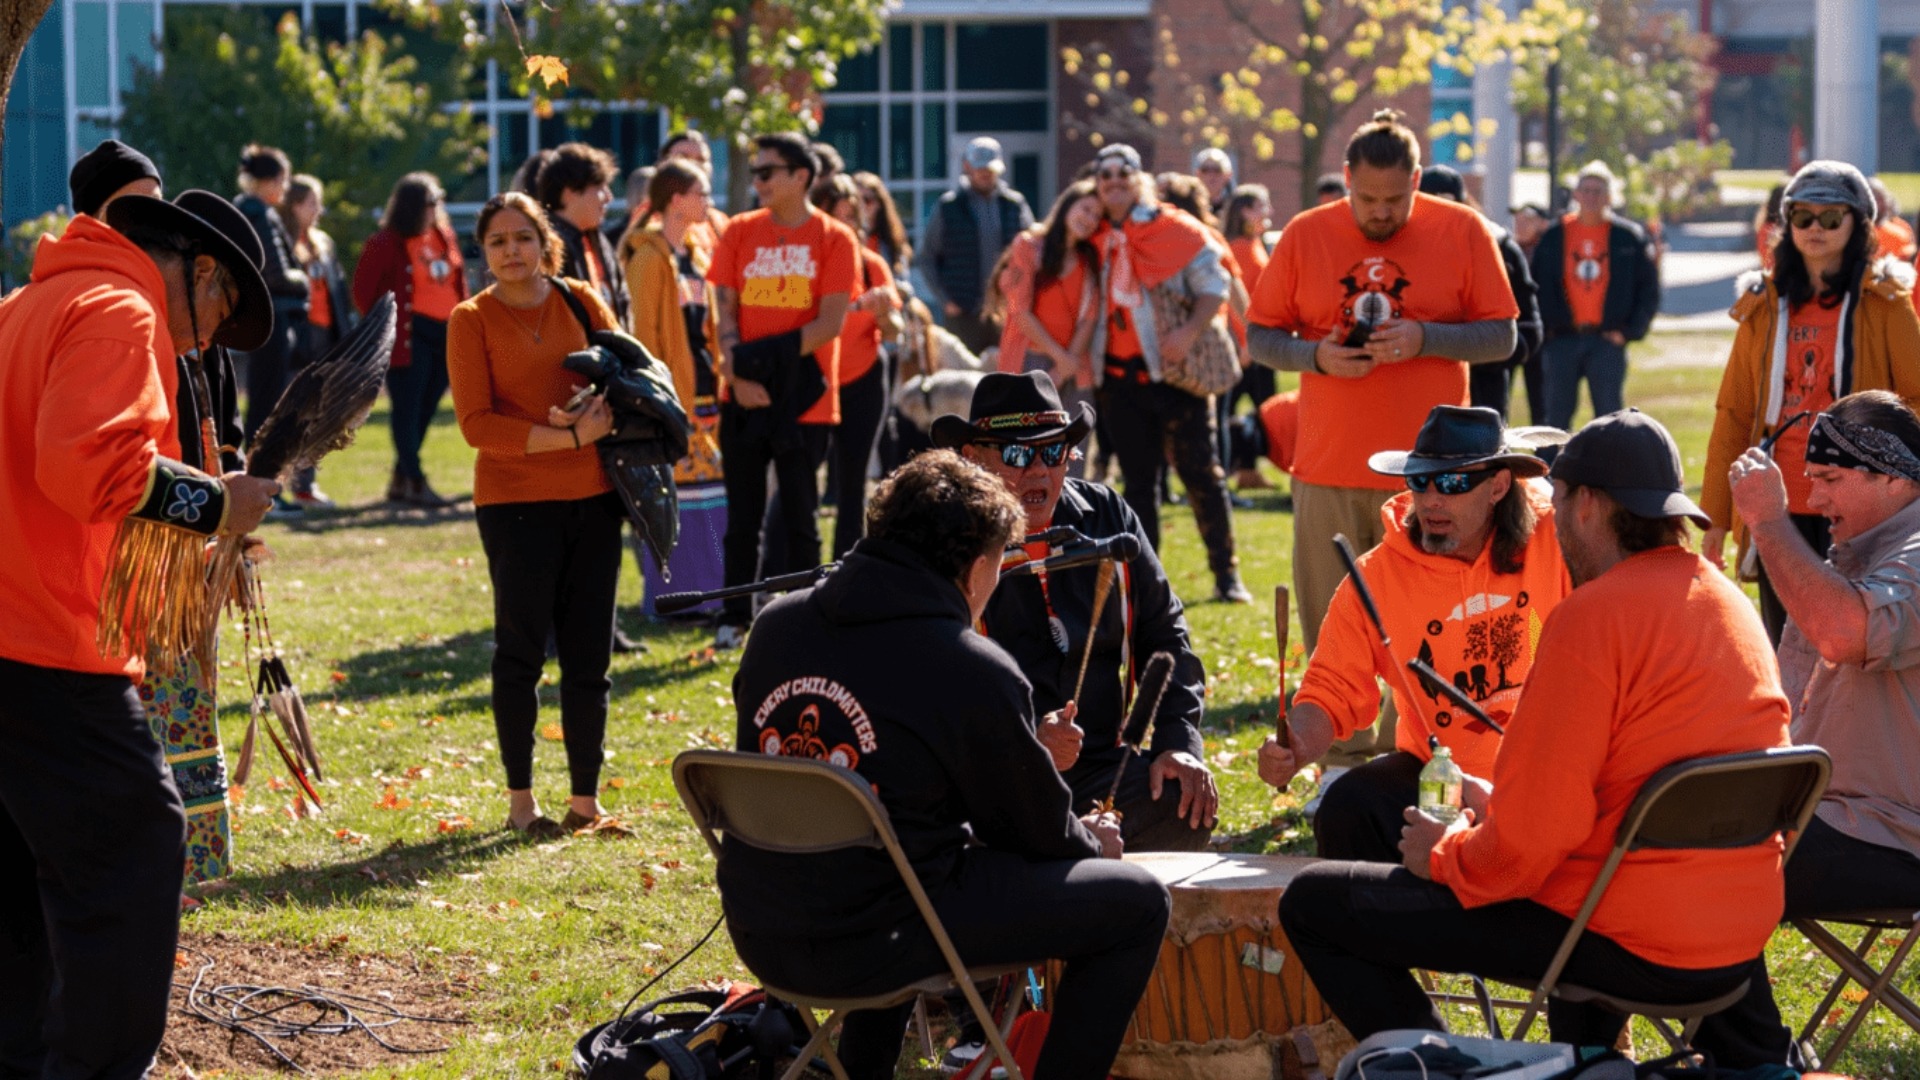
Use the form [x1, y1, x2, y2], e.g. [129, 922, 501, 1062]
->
[722, 537, 1100, 943]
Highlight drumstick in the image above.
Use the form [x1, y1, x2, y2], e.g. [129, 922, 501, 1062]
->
[1407, 657, 1507, 736]
[1273, 584, 1291, 747]
[1071, 559, 1118, 707]
[1101, 651, 1175, 814]
[1332, 533, 1435, 745]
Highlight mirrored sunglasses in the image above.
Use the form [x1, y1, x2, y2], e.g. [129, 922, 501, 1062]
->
[1406, 469, 1499, 496]
[982, 441, 1070, 469]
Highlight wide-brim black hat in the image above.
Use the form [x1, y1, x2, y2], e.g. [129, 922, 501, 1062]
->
[930, 370, 1094, 449]
[1368, 404, 1562, 479]
[105, 191, 272, 352]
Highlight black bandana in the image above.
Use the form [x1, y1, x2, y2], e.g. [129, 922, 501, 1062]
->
[1805, 413, 1920, 483]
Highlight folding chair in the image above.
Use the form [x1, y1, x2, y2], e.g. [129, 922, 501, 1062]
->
[1500, 746, 1832, 1048]
[673, 749, 1031, 1080]
[1792, 907, 1920, 1070]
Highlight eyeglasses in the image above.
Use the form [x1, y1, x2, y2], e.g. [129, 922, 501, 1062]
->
[1406, 469, 1499, 495]
[1789, 208, 1850, 231]
[1097, 166, 1136, 182]
[748, 164, 794, 182]
[980, 441, 1070, 469]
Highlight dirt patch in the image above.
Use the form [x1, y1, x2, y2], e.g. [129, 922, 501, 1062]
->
[156, 931, 479, 1078]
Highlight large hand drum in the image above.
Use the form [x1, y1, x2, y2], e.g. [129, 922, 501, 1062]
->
[1111, 852, 1332, 1080]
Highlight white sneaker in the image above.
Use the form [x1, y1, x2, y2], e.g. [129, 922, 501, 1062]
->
[938, 1040, 1007, 1079]
[713, 624, 747, 650]
[1302, 765, 1351, 818]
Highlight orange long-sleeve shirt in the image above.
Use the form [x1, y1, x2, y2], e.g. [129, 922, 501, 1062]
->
[446, 279, 620, 507]
[1296, 482, 1570, 779]
[1429, 547, 1791, 970]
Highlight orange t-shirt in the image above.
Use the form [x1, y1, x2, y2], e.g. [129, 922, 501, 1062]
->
[308, 269, 333, 330]
[838, 248, 890, 386]
[408, 229, 464, 323]
[1429, 547, 1792, 970]
[996, 230, 1092, 369]
[707, 206, 859, 425]
[1296, 482, 1571, 779]
[1775, 299, 1845, 513]
[1257, 389, 1299, 474]
[445, 279, 621, 507]
[1875, 217, 1918, 261]
[1562, 216, 1611, 327]
[1247, 194, 1519, 490]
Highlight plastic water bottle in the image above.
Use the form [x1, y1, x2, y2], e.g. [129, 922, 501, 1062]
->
[1418, 736, 1464, 825]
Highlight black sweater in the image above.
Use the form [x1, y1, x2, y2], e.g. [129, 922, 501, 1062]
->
[723, 538, 1099, 941]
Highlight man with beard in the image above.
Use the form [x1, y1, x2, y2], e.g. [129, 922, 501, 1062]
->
[1277, 409, 1791, 1051]
[1257, 406, 1571, 862]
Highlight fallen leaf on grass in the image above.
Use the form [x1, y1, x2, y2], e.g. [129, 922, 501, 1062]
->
[335, 828, 370, 845]
[374, 786, 413, 811]
[541, 723, 564, 741]
[330, 671, 347, 683]
[437, 815, 473, 833]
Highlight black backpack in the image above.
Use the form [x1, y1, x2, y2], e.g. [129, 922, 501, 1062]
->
[573, 983, 813, 1080]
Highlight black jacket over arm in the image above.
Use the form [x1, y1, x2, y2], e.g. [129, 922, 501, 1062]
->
[1496, 224, 1544, 367]
[234, 193, 309, 315]
[980, 479, 1207, 794]
[1529, 212, 1661, 342]
[553, 216, 630, 328]
[722, 537, 1100, 943]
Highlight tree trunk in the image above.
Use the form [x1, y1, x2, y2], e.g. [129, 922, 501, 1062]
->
[0, 0, 57, 226]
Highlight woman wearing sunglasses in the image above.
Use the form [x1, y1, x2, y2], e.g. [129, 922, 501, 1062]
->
[1702, 160, 1920, 643]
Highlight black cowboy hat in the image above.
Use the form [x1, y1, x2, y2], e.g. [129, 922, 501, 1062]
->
[105, 190, 272, 352]
[930, 371, 1094, 449]
[1368, 404, 1564, 479]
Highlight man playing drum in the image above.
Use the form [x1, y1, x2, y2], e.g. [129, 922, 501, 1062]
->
[724, 450, 1169, 1080]
[1278, 410, 1792, 1049]
[1257, 405, 1571, 862]
[934, 371, 1220, 852]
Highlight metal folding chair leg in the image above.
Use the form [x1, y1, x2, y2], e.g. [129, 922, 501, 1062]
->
[780, 1008, 853, 1080]
[1795, 917, 1920, 1069]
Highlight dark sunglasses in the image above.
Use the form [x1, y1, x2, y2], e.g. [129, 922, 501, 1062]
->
[748, 164, 795, 182]
[1406, 469, 1499, 495]
[980, 441, 1070, 469]
[1789, 207, 1850, 231]
[1097, 166, 1135, 182]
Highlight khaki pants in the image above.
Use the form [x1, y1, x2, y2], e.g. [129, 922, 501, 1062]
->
[1293, 480, 1398, 769]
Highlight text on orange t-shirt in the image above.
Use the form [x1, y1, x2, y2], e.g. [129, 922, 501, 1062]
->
[1775, 298, 1846, 514]
[707, 206, 859, 425]
[1562, 216, 1611, 328]
[1246, 193, 1519, 490]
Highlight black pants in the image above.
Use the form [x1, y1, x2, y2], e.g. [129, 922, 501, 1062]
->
[1691, 816, 1920, 1067]
[721, 410, 829, 626]
[386, 315, 452, 483]
[1757, 513, 1832, 646]
[1314, 750, 1423, 862]
[832, 362, 888, 559]
[1470, 361, 1517, 420]
[0, 656, 185, 1080]
[734, 849, 1169, 1080]
[1279, 859, 1758, 1048]
[242, 309, 305, 440]
[475, 493, 624, 796]
[1096, 375, 1238, 577]
[1520, 349, 1547, 426]
[1064, 750, 1213, 852]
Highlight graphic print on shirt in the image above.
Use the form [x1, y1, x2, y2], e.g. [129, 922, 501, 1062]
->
[1782, 321, 1828, 415]
[1410, 592, 1546, 734]
[1572, 236, 1607, 287]
[740, 244, 819, 310]
[750, 675, 877, 771]
[1336, 256, 1412, 335]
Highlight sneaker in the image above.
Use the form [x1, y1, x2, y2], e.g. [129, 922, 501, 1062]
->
[1213, 573, 1254, 604]
[713, 624, 747, 650]
[291, 485, 335, 510]
[612, 627, 649, 654]
[1302, 765, 1351, 818]
[938, 1040, 1006, 1079]
[412, 476, 454, 509]
[264, 495, 304, 522]
[385, 471, 410, 504]
[1229, 493, 1255, 510]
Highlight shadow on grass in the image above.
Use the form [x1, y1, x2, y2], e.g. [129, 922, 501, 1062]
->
[280, 499, 477, 535]
[221, 830, 526, 911]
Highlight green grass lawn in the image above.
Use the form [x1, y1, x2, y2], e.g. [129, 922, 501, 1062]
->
[164, 335, 1916, 1077]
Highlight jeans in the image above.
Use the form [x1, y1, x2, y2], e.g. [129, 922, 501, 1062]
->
[386, 315, 452, 482]
[475, 493, 624, 796]
[720, 408, 830, 626]
[1542, 333, 1628, 430]
[733, 848, 1169, 1080]
[1095, 375, 1238, 577]
[0, 656, 185, 1080]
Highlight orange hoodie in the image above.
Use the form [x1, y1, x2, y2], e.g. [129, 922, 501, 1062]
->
[1429, 547, 1792, 970]
[0, 216, 181, 677]
[1295, 479, 1571, 779]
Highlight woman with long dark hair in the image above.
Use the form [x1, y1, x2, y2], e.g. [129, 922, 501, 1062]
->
[623, 159, 728, 611]
[851, 171, 911, 279]
[353, 172, 467, 507]
[988, 179, 1102, 471]
[285, 174, 354, 365]
[1703, 160, 1920, 641]
[447, 192, 625, 839]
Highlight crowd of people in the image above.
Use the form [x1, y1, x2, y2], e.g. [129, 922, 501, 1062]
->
[5, 91, 1920, 1080]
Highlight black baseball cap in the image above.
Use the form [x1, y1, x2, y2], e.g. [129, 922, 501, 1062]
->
[69, 139, 161, 218]
[1418, 164, 1466, 202]
[1548, 409, 1710, 527]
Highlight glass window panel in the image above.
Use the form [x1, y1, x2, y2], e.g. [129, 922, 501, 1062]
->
[956, 100, 1049, 133]
[74, 3, 108, 108]
[117, 2, 156, 94]
[309, 4, 348, 44]
[920, 188, 943, 230]
[838, 43, 878, 94]
[501, 110, 532, 182]
[888, 24, 912, 93]
[921, 102, 946, 179]
[955, 24, 1047, 91]
[922, 23, 945, 92]
[1009, 152, 1041, 214]
[820, 104, 881, 175]
[889, 103, 913, 179]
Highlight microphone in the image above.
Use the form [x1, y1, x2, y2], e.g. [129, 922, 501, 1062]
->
[1020, 525, 1086, 548]
[1000, 533, 1141, 577]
